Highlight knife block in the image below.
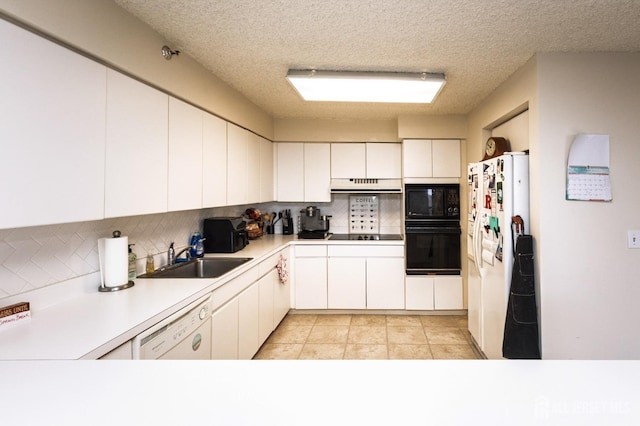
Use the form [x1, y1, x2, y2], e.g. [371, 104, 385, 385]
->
[282, 217, 294, 235]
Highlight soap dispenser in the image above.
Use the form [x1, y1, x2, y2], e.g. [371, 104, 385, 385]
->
[128, 244, 137, 280]
[190, 232, 203, 258]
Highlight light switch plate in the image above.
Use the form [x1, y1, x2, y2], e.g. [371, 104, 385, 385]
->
[627, 230, 640, 248]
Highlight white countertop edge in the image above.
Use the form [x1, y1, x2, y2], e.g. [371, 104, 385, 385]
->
[0, 234, 404, 360]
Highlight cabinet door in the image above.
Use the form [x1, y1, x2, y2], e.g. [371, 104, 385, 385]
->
[434, 276, 463, 309]
[331, 143, 366, 178]
[203, 113, 227, 208]
[327, 258, 366, 309]
[259, 137, 274, 202]
[168, 97, 203, 212]
[403, 139, 433, 178]
[1, 19, 107, 228]
[304, 143, 331, 202]
[405, 276, 435, 310]
[366, 257, 405, 309]
[247, 132, 261, 204]
[227, 123, 249, 206]
[276, 143, 304, 201]
[211, 298, 239, 360]
[294, 257, 327, 309]
[105, 70, 168, 218]
[258, 270, 276, 345]
[366, 143, 402, 178]
[238, 282, 260, 359]
[432, 139, 461, 178]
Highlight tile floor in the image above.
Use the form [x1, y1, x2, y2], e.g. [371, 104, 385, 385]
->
[254, 313, 483, 360]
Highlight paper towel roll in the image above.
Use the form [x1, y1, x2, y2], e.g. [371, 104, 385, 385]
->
[99, 235, 129, 288]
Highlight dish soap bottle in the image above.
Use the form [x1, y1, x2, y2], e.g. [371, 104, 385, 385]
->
[146, 253, 155, 274]
[190, 232, 203, 258]
[128, 244, 137, 281]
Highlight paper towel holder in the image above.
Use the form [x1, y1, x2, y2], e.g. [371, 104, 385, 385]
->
[99, 280, 134, 292]
[98, 230, 135, 293]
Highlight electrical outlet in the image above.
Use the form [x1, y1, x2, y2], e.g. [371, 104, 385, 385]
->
[627, 230, 640, 249]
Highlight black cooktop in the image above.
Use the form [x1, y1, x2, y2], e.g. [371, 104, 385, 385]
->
[329, 234, 403, 241]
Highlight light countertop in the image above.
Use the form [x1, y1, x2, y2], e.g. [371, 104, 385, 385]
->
[0, 234, 403, 360]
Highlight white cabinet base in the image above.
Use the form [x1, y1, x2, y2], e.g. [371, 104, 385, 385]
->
[405, 275, 463, 310]
[405, 276, 435, 310]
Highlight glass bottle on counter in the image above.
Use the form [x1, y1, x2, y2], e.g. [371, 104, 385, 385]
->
[146, 253, 155, 274]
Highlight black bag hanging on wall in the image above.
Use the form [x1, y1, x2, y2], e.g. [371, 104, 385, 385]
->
[502, 217, 541, 359]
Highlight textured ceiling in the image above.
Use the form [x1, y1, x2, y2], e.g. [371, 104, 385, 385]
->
[114, 0, 640, 120]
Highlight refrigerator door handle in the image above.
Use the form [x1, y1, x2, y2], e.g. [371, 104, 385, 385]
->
[473, 216, 485, 278]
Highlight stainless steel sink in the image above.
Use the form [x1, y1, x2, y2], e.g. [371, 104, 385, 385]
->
[138, 257, 252, 279]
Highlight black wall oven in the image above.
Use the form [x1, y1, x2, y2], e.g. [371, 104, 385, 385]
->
[405, 221, 461, 275]
[405, 184, 461, 275]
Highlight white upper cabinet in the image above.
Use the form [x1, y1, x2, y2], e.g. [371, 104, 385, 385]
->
[247, 132, 261, 204]
[331, 143, 366, 178]
[403, 139, 461, 179]
[0, 20, 107, 229]
[366, 143, 402, 178]
[331, 143, 401, 179]
[276, 143, 304, 202]
[402, 139, 433, 177]
[105, 70, 169, 218]
[276, 143, 330, 202]
[259, 136, 274, 203]
[168, 97, 203, 212]
[226, 123, 249, 206]
[304, 143, 331, 202]
[202, 114, 227, 208]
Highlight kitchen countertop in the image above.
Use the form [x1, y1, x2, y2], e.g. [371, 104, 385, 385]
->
[0, 234, 404, 360]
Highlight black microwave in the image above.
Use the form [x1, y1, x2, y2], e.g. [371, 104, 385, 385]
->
[405, 184, 460, 220]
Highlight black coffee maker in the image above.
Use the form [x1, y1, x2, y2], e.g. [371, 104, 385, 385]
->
[298, 206, 331, 239]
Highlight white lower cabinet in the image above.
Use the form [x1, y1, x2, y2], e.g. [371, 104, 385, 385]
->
[294, 245, 328, 309]
[238, 281, 260, 360]
[405, 275, 463, 310]
[328, 258, 366, 309]
[326, 245, 405, 310]
[295, 257, 328, 309]
[258, 269, 276, 345]
[210, 298, 239, 360]
[434, 276, 464, 309]
[210, 249, 290, 360]
[367, 257, 405, 309]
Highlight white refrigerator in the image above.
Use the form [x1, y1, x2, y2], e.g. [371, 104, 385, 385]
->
[467, 153, 529, 359]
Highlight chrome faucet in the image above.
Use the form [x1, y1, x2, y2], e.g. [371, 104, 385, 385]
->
[174, 247, 192, 262]
[168, 242, 193, 265]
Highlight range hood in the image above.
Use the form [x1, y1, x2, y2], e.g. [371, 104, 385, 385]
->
[330, 178, 403, 193]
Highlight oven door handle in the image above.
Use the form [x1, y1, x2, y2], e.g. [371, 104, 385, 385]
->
[405, 227, 461, 234]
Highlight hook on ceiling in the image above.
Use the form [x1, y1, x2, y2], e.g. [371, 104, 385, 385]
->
[161, 45, 180, 60]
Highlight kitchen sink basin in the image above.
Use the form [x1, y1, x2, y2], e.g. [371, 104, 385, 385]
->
[138, 257, 252, 279]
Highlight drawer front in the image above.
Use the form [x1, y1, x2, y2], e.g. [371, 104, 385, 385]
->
[295, 245, 327, 257]
[328, 245, 403, 257]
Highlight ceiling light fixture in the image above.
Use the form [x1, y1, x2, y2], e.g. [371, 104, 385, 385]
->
[161, 45, 180, 60]
[286, 69, 446, 103]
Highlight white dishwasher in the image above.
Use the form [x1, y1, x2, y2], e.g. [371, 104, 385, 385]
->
[133, 294, 212, 360]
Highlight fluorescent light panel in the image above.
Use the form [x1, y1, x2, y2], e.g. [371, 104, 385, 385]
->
[286, 70, 445, 103]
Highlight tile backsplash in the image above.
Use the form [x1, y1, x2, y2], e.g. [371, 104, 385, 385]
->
[0, 194, 402, 299]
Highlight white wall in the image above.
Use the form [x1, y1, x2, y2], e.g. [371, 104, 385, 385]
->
[536, 53, 640, 359]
